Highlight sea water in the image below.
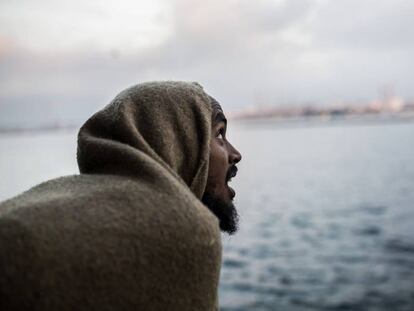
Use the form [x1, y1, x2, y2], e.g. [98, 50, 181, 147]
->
[221, 121, 414, 311]
[1, 122, 413, 311]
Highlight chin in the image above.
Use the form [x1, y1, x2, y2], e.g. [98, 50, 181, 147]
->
[201, 192, 239, 235]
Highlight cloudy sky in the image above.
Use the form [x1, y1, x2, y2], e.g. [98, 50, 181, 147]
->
[1, 0, 413, 127]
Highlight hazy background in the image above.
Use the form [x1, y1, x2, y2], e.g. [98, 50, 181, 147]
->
[1, 1, 414, 311]
[1, 0, 414, 129]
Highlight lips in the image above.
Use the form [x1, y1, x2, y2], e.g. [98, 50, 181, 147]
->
[226, 165, 238, 182]
[228, 186, 236, 199]
[226, 165, 238, 199]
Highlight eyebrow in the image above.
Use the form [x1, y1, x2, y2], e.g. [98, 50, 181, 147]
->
[214, 111, 227, 126]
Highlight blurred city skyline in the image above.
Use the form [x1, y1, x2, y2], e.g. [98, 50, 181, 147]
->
[1, 0, 414, 128]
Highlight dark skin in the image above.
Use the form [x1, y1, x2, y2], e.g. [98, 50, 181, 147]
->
[202, 98, 242, 234]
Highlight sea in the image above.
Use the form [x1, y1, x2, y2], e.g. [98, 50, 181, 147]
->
[1, 120, 414, 311]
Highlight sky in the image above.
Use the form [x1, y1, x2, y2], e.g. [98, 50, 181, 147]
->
[1, 0, 413, 128]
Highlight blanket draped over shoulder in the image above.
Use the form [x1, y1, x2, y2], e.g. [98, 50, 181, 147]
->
[0, 81, 221, 311]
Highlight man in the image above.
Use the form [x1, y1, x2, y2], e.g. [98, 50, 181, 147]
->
[0, 81, 241, 311]
[203, 97, 242, 235]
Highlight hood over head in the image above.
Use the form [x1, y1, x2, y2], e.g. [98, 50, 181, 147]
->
[0, 81, 222, 311]
[77, 81, 213, 199]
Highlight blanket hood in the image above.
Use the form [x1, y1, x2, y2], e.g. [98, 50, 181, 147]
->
[77, 81, 213, 199]
[0, 82, 222, 311]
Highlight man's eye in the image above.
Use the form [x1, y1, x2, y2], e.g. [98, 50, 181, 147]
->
[217, 130, 225, 140]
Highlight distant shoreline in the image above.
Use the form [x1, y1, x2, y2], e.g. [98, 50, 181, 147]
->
[0, 124, 78, 135]
[232, 113, 414, 129]
[1, 113, 413, 135]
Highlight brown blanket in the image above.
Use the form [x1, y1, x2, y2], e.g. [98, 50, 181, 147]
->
[0, 82, 221, 311]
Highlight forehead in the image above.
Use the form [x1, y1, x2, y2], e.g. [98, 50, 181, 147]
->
[209, 97, 227, 126]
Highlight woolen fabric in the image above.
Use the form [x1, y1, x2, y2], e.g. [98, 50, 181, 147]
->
[0, 81, 222, 311]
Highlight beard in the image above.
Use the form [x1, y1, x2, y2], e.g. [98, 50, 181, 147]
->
[201, 192, 239, 235]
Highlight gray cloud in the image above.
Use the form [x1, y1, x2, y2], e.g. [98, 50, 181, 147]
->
[312, 0, 414, 50]
[1, 0, 413, 128]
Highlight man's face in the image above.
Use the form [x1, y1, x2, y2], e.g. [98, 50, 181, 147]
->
[202, 99, 242, 235]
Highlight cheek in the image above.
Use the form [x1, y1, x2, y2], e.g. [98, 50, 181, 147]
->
[206, 141, 228, 190]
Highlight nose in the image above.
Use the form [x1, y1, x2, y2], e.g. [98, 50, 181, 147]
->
[228, 142, 242, 164]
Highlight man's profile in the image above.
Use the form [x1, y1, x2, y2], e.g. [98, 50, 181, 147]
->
[0, 81, 241, 311]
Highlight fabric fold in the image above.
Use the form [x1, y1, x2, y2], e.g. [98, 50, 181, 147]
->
[0, 81, 221, 311]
